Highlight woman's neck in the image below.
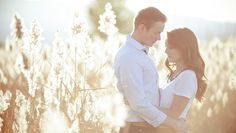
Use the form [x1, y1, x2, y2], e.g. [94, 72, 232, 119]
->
[175, 62, 187, 73]
[169, 63, 187, 81]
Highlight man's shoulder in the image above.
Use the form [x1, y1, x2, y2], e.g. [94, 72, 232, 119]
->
[115, 48, 140, 66]
[116, 50, 134, 61]
[116, 44, 136, 57]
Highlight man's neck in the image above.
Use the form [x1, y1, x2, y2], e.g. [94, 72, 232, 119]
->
[131, 31, 143, 44]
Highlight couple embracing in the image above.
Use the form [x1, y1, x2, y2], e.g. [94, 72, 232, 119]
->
[114, 7, 207, 133]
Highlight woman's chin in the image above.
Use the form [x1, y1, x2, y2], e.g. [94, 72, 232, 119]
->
[168, 59, 174, 63]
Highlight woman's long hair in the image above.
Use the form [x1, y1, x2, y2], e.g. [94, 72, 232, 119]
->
[165, 28, 207, 102]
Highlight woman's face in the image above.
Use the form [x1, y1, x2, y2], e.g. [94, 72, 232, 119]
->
[165, 43, 183, 63]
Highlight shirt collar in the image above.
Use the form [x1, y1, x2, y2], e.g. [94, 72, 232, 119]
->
[126, 35, 149, 52]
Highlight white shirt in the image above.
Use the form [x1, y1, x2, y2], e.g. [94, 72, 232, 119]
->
[160, 70, 198, 119]
[114, 35, 167, 127]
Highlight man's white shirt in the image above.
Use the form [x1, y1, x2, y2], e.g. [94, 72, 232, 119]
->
[114, 35, 167, 127]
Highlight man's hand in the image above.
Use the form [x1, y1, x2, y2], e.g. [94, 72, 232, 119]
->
[173, 119, 188, 133]
[163, 117, 189, 133]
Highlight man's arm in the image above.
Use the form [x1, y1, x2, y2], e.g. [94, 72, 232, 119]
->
[117, 57, 167, 127]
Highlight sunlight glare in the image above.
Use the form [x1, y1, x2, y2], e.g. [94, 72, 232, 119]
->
[25, 0, 91, 35]
[126, 0, 236, 23]
[40, 109, 68, 133]
[207, 108, 213, 118]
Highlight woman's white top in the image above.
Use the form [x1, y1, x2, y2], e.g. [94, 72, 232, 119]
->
[160, 70, 198, 119]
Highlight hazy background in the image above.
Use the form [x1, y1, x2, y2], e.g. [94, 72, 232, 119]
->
[1, 0, 236, 44]
[1, 0, 236, 133]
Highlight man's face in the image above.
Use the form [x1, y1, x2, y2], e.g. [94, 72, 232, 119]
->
[141, 21, 165, 47]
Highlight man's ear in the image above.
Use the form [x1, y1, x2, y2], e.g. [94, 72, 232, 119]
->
[138, 24, 146, 32]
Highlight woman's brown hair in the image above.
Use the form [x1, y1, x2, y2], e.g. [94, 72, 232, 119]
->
[165, 28, 207, 102]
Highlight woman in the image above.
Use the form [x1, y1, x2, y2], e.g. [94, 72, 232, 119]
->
[159, 27, 207, 132]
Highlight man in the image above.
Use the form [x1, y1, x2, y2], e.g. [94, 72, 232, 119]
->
[114, 7, 187, 133]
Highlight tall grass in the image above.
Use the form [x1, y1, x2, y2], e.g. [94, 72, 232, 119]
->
[0, 3, 236, 133]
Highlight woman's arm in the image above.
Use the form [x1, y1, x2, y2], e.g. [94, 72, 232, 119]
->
[160, 95, 189, 118]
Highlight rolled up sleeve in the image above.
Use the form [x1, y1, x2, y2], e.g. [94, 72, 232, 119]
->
[118, 57, 167, 127]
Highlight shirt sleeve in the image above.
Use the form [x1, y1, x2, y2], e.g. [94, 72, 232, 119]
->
[174, 70, 198, 99]
[118, 56, 167, 127]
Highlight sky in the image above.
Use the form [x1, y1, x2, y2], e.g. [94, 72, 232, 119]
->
[0, 0, 236, 43]
[0, 0, 91, 43]
[126, 0, 236, 23]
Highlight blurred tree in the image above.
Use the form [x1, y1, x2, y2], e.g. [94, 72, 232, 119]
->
[88, 0, 134, 38]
